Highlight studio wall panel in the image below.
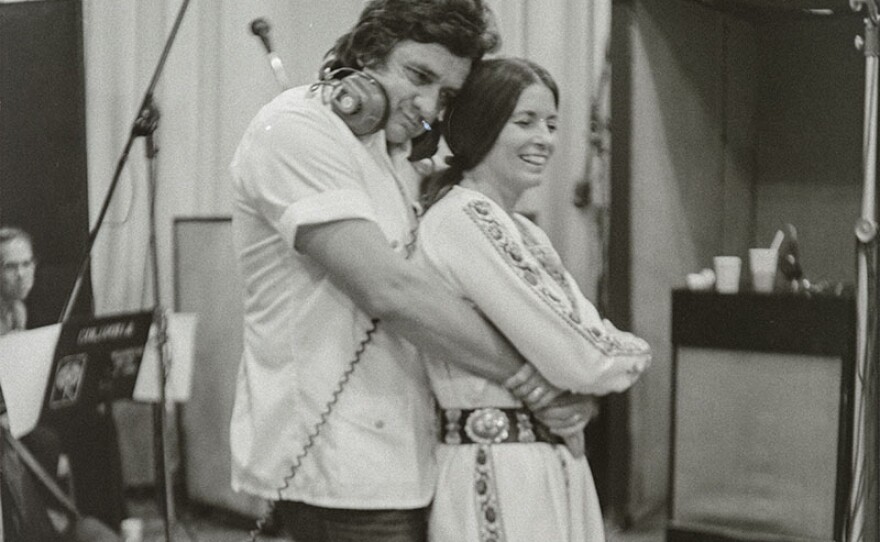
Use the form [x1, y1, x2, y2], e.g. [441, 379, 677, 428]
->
[0, 0, 92, 325]
[174, 217, 265, 519]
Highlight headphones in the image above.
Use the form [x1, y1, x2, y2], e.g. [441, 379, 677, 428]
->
[315, 65, 442, 160]
[317, 67, 389, 136]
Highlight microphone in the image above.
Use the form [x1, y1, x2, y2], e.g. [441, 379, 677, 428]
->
[250, 17, 291, 91]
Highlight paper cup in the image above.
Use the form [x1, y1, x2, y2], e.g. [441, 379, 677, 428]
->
[749, 248, 778, 293]
[713, 256, 741, 294]
[121, 517, 144, 542]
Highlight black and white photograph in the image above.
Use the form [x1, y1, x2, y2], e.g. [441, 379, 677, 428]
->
[0, 1, 874, 541]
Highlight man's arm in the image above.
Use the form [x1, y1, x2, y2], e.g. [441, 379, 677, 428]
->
[295, 218, 529, 383]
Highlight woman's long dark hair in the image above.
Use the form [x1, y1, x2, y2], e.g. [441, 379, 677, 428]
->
[420, 57, 560, 209]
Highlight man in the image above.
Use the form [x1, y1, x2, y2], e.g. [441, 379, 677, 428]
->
[0, 227, 122, 542]
[230, 2, 591, 540]
[0, 227, 35, 335]
[0, 227, 67, 539]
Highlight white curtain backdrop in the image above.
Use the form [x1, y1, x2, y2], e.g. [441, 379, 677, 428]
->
[82, 0, 611, 315]
[83, 0, 275, 315]
[82, 0, 366, 485]
[492, 0, 612, 304]
[81, 0, 615, 489]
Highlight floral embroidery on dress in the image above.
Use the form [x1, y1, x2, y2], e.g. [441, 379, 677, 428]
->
[513, 215, 580, 311]
[473, 445, 506, 542]
[463, 197, 645, 356]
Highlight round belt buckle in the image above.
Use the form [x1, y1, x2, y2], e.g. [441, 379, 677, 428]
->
[464, 408, 510, 444]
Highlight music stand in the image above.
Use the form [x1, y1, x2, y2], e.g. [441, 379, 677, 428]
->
[39, 311, 153, 424]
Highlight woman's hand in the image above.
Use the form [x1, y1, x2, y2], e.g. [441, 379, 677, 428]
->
[532, 393, 600, 457]
[503, 363, 563, 411]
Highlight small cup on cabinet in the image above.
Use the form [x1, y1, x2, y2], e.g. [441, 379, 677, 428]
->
[749, 248, 778, 293]
[713, 256, 741, 294]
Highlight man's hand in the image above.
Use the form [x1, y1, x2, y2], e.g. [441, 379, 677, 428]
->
[503, 363, 564, 411]
[533, 393, 600, 457]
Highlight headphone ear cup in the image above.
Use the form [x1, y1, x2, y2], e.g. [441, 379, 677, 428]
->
[329, 72, 389, 136]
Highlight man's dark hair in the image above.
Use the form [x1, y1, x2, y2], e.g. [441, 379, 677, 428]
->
[323, 0, 500, 74]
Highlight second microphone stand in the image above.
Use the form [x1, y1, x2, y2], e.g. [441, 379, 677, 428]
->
[137, 95, 177, 542]
[57, 1, 193, 539]
[848, 1, 880, 540]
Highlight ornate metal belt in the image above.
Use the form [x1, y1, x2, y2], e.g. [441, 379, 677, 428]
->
[440, 407, 562, 445]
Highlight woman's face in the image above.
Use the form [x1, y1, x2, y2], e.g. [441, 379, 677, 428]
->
[478, 83, 558, 196]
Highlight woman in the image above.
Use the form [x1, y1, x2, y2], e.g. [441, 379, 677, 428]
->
[413, 58, 652, 542]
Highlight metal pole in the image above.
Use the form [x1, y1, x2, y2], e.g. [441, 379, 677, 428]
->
[143, 113, 176, 541]
[849, 2, 880, 540]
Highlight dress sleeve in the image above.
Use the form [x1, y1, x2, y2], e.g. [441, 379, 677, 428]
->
[232, 96, 377, 249]
[419, 195, 651, 395]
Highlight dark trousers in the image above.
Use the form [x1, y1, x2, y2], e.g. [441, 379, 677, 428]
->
[275, 501, 428, 542]
[46, 405, 126, 531]
[2, 425, 67, 541]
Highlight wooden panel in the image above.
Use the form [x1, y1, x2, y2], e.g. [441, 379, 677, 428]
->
[0, 0, 92, 326]
[672, 289, 855, 355]
[685, 0, 853, 15]
[673, 348, 840, 539]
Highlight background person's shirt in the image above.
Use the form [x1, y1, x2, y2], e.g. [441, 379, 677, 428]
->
[0, 300, 26, 336]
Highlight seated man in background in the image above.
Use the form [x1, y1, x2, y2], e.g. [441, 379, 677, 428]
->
[0, 226, 35, 334]
[1, 226, 68, 539]
[0, 226, 120, 541]
[0, 227, 54, 470]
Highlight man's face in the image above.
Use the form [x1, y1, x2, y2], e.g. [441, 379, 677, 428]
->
[363, 40, 471, 145]
[0, 238, 35, 302]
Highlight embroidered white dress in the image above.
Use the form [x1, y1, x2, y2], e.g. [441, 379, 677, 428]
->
[413, 186, 652, 542]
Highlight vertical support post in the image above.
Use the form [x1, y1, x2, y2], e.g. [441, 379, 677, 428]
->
[848, 3, 880, 540]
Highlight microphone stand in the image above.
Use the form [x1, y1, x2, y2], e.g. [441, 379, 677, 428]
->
[141, 99, 178, 542]
[849, 1, 880, 540]
[58, 1, 193, 540]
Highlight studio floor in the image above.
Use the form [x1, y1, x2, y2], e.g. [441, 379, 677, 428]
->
[127, 495, 665, 542]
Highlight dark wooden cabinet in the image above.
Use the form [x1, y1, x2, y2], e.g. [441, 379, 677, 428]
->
[668, 290, 855, 542]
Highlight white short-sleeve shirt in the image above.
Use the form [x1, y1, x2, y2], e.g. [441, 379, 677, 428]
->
[228, 85, 436, 508]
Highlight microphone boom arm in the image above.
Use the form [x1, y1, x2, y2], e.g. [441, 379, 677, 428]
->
[250, 17, 291, 91]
